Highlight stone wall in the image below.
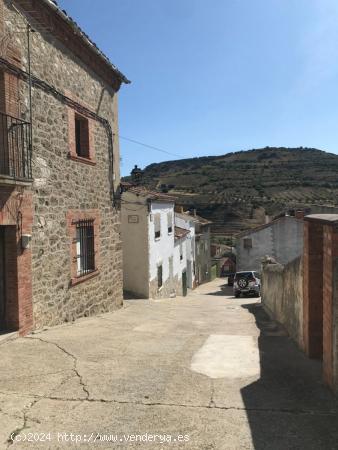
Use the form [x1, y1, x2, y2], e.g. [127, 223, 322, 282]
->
[321, 221, 338, 393]
[262, 256, 303, 348]
[2, 1, 124, 329]
[303, 215, 338, 394]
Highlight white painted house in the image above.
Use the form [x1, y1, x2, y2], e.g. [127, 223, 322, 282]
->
[121, 186, 188, 299]
[236, 215, 304, 272]
[175, 210, 197, 288]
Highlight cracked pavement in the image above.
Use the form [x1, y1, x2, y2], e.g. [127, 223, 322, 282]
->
[1, 279, 338, 449]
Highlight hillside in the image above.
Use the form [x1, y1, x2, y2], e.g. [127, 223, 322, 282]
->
[138, 147, 338, 235]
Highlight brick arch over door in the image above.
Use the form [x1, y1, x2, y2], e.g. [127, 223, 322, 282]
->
[0, 188, 33, 335]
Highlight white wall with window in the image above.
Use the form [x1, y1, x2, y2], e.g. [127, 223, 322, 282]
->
[75, 219, 95, 276]
[174, 235, 187, 278]
[175, 213, 196, 288]
[122, 188, 188, 298]
[148, 202, 175, 285]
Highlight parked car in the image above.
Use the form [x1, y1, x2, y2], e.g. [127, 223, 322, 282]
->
[227, 273, 235, 286]
[233, 271, 261, 298]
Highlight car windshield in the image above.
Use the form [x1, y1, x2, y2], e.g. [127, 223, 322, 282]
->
[235, 272, 253, 279]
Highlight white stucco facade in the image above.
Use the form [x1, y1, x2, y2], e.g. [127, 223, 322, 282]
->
[175, 213, 196, 288]
[236, 216, 304, 272]
[121, 189, 187, 299]
[149, 202, 176, 282]
[121, 190, 150, 298]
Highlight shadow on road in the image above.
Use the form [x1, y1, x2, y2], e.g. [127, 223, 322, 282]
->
[240, 303, 338, 450]
[205, 284, 260, 299]
[205, 283, 234, 297]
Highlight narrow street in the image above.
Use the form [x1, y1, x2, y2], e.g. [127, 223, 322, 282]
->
[1, 279, 338, 449]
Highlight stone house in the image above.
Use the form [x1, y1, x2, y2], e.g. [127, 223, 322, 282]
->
[236, 215, 304, 272]
[0, 0, 129, 335]
[121, 187, 188, 299]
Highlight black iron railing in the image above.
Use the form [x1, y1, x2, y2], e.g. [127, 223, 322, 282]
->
[75, 219, 95, 277]
[0, 112, 32, 181]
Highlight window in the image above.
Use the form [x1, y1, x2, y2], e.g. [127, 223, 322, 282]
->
[157, 264, 163, 288]
[67, 100, 96, 165]
[75, 113, 90, 158]
[154, 213, 161, 239]
[243, 238, 252, 249]
[76, 219, 95, 277]
[67, 210, 100, 286]
[180, 242, 183, 261]
[167, 212, 173, 234]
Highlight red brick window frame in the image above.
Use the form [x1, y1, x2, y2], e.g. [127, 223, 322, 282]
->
[67, 107, 96, 165]
[67, 210, 100, 286]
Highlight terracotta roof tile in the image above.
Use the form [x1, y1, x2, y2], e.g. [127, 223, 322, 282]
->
[175, 212, 199, 223]
[235, 215, 301, 238]
[175, 211, 212, 225]
[174, 226, 190, 240]
[126, 186, 176, 202]
[25, 0, 130, 84]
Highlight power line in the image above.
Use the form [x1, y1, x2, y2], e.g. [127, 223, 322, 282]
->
[115, 134, 185, 159]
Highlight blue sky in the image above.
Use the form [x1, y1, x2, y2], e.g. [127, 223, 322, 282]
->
[58, 0, 338, 175]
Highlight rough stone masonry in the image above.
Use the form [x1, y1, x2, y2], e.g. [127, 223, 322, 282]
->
[0, 0, 129, 333]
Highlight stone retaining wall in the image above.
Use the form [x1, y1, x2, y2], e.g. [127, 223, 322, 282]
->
[262, 256, 303, 348]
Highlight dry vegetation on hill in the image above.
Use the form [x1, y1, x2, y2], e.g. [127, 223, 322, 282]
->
[138, 147, 338, 234]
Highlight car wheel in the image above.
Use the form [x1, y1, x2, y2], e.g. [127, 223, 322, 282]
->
[237, 278, 248, 289]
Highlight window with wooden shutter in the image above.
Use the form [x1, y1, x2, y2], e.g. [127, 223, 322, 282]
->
[154, 213, 161, 239]
[75, 113, 90, 158]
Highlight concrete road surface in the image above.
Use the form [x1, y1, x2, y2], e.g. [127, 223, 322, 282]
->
[1, 279, 338, 449]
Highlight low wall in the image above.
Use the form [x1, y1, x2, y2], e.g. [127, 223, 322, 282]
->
[262, 256, 303, 348]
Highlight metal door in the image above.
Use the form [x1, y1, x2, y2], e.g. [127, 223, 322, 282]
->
[182, 271, 187, 297]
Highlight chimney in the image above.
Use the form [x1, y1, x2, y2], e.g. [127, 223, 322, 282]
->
[295, 210, 305, 220]
[130, 165, 144, 185]
[193, 209, 197, 217]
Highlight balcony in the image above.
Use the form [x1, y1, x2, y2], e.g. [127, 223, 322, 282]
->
[0, 112, 32, 186]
